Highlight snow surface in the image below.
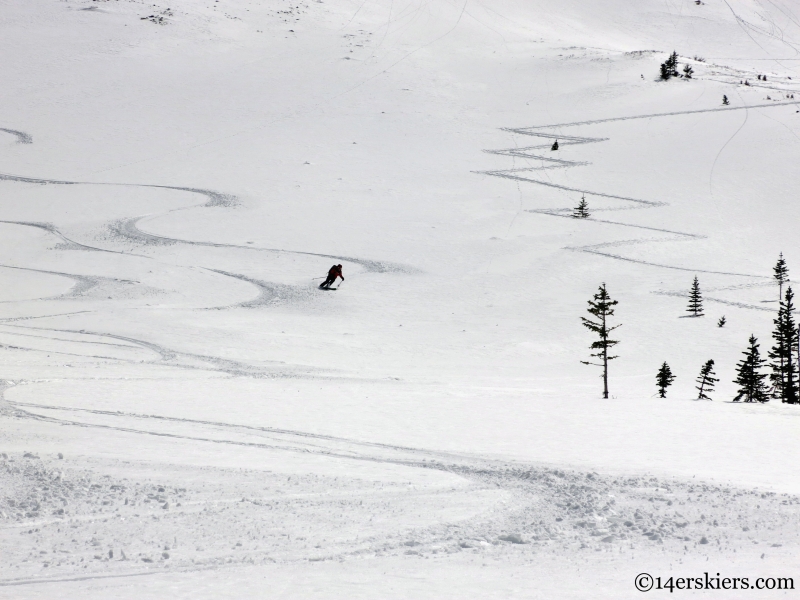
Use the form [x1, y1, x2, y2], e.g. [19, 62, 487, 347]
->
[1, 0, 799, 597]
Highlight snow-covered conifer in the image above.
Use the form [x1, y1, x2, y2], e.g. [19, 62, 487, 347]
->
[695, 359, 718, 400]
[687, 276, 703, 317]
[774, 253, 789, 302]
[573, 195, 590, 219]
[733, 335, 769, 403]
[656, 362, 675, 398]
[581, 283, 620, 399]
[768, 287, 799, 403]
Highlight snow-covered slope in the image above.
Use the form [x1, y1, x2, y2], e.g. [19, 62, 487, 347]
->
[1, 0, 799, 597]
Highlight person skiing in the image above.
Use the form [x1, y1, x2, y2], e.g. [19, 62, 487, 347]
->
[320, 264, 344, 289]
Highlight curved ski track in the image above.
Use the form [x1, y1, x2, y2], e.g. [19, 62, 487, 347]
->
[0, 129, 414, 383]
[479, 102, 796, 310]
[0, 127, 32, 144]
[2, 121, 799, 588]
[0, 171, 413, 297]
[2, 397, 798, 588]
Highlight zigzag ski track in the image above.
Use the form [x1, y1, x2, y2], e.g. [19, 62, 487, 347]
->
[480, 102, 793, 306]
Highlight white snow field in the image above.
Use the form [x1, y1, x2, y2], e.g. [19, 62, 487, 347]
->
[1, 0, 800, 597]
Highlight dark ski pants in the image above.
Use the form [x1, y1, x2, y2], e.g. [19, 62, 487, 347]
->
[320, 277, 336, 288]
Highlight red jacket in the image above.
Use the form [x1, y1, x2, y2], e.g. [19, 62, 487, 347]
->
[328, 265, 343, 280]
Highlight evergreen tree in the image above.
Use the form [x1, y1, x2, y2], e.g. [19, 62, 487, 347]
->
[668, 52, 679, 77]
[581, 283, 620, 399]
[717, 316, 726, 328]
[774, 253, 789, 302]
[768, 286, 800, 403]
[573, 195, 590, 219]
[656, 362, 675, 398]
[695, 359, 718, 400]
[551, 140, 559, 151]
[722, 95, 730, 105]
[733, 335, 769, 403]
[683, 64, 694, 79]
[659, 52, 679, 80]
[687, 276, 704, 317]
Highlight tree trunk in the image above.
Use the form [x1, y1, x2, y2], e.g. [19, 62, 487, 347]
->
[787, 333, 797, 404]
[789, 324, 800, 402]
[602, 312, 609, 398]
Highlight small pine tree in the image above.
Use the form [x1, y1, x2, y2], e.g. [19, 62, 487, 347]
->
[551, 140, 559, 151]
[687, 276, 704, 317]
[656, 362, 675, 398]
[581, 283, 621, 399]
[733, 335, 769, 403]
[659, 52, 679, 80]
[573, 195, 590, 219]
[668, 52, 679, 77]
[722, 95, 729, 105]
[774, 253, 789, 302]
[695, 359, 718, 400]
[683, 64, 694, 79]
[717, 316, 726, 328]
[768, 286, 800, 403]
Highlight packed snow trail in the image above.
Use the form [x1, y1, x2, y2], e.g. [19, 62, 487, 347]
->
[480, 101, 794, 308]
[505, 100, 798, 130]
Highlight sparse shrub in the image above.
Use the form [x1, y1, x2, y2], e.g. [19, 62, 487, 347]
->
[695, 360, 718, 400]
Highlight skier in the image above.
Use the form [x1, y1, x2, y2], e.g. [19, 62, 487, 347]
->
[320, 264, 344, 289]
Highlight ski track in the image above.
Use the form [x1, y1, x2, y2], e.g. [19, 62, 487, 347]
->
[117, 215, 412, 274]
[506, 100, 797, 130]
[204, 268, 313, 308]
[2, 98, 799, 585]
[1, 417, 798, 587]
[6, 400, 469, 461]
[0, 322, 344, 381]
[0, 263, 138, 301]
[0, 132, 415, 381]
[0, 171, 413, 274]
[480, 103, 792, 306]
[0, 128, 32, 144]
